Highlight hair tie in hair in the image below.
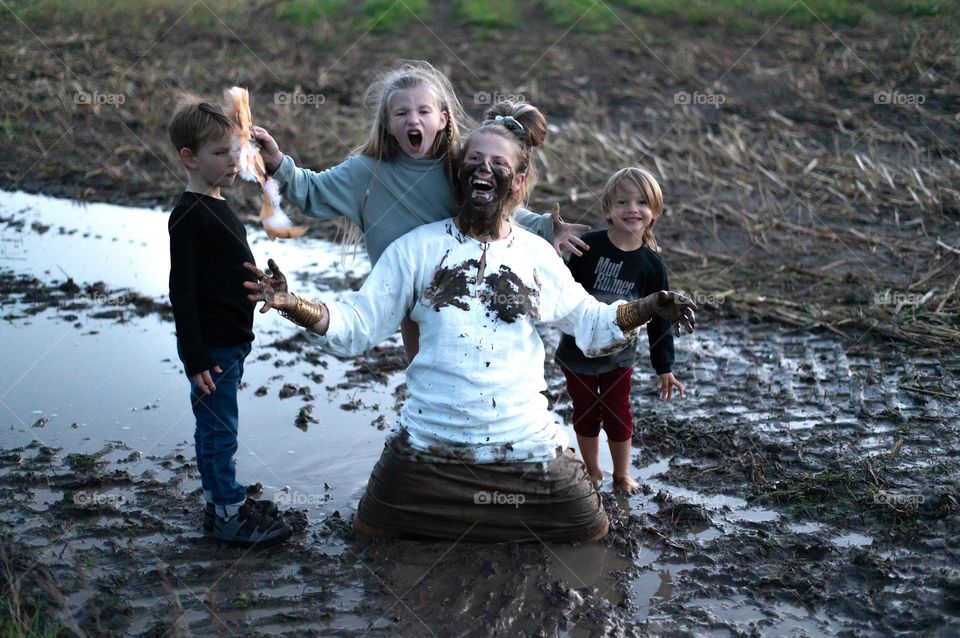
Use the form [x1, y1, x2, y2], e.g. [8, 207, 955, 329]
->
[482, 115, 525, 142]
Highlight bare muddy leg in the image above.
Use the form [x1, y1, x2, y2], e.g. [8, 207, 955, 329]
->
[609, 439, 640, 494]
[576, 434, 604, 489]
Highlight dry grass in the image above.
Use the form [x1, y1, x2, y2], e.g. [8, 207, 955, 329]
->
[1, 3, 957, 346]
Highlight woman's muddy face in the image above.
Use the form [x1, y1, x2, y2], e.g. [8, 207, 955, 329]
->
[458, 132, 524, 236]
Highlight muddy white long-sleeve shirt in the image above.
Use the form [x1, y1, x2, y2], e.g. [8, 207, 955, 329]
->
[315, 219, 636, 464]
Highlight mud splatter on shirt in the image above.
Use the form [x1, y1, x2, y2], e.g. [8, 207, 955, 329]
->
[482, 264, 540, 323]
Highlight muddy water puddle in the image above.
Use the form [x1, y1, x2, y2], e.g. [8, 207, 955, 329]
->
[2, 190, 959, 636]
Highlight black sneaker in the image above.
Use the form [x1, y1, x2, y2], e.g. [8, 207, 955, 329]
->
[203, 498, 280, 533]
[212, 500, 292, 548]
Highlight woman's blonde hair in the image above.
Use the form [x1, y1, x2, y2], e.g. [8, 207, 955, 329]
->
[601, 167, 664, 252]
[455, 100, 548, 214]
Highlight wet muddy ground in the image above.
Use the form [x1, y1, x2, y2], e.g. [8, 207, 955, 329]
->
[2, 191, 959, 636]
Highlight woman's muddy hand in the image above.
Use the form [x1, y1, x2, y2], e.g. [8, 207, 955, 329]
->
[652, 291, 699, 336]
[243, 258, 295, 314]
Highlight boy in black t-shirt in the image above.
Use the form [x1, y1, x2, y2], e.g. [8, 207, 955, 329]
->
[555, 167, 684, 494]
[168, 96, 290, 546]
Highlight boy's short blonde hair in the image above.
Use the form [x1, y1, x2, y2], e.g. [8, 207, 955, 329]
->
[168, 95, 234, 152]
[601, 167, 664, 252]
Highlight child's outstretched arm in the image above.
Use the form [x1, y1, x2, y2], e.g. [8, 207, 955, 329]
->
[251, 126, 364, 226]
[513, 204, 590, 256]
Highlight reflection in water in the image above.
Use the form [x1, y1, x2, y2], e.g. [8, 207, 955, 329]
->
[547, 542, 630, 605]
[3, 189, 950, 636]
[632, 565, 684, 619]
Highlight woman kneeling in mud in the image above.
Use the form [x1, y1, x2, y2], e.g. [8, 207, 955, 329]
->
[245, 101, 697, 543]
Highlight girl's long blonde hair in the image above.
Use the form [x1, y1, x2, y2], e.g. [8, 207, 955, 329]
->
[338, 60, 472, 257]
[601, 167, 664, 252]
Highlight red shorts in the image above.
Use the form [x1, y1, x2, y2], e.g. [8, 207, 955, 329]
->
[561, 366, 634, 442]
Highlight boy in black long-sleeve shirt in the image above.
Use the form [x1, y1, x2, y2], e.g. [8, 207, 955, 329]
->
[555, 167, 684, 494]
[168, 96, 290, 547]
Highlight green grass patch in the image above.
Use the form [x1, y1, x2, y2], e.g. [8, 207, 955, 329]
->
[611, 0, 720, 25]
[767, 0, 868, 27]
[362, 0, 428, 32]
[0, 609, 58, 638]
[611, 0, 870, 28]
[4, 0, 250, 32]
[277, 0, 350, 25]
[544, 0, 616, 33]
[0, 593, 60, 638]
[869, 0, 944, 16]
[611, 0, 954, 28]
[455, 0, 520, 28]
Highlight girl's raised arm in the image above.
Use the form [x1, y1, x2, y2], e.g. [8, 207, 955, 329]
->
[252, 126, 365, 227]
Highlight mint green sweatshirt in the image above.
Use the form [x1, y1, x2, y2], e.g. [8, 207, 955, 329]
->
[273, 153, 555, 264]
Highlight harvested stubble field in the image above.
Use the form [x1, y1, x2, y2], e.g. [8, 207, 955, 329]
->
[3, 0, 959, 349]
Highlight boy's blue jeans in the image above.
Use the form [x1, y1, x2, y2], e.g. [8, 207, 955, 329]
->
[177, 341, 252, 506]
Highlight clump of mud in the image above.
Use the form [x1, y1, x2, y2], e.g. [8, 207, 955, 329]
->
[1, 270, 173, 323]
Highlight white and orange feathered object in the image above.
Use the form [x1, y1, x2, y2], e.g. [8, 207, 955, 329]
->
[224, 86, 307, 240]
